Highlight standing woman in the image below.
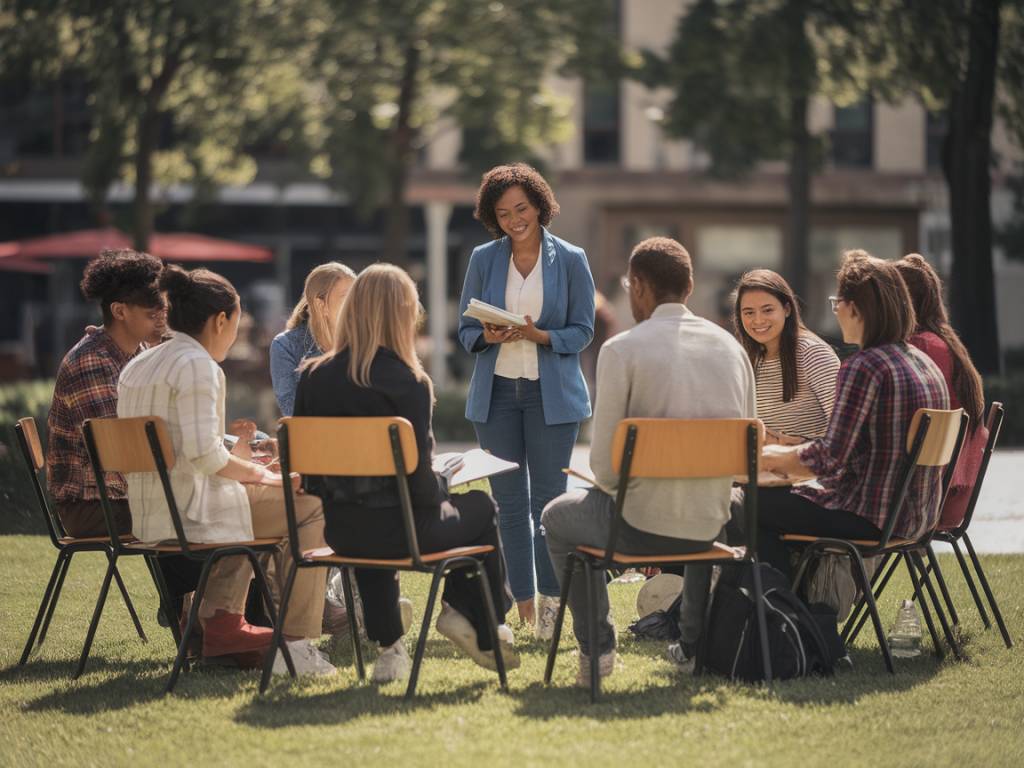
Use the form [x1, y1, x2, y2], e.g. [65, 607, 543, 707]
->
[894, 254, 988, 530]
[271, 262, 356, 416]
[458, 163, 595, 637]
[734, 269, 840, 443]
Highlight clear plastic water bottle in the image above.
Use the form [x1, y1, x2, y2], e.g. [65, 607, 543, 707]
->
[888, 599, 923, 658]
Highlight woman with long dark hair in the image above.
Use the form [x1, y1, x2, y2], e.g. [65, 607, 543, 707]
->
[733, 269, 840, 443]
[758, 251, 949, 580]
[895, 254, 987, 529]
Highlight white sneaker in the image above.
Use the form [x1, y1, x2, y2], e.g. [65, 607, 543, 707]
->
[667, 641, 696, 673]
[576, 648, 616, 686]
[272, 638, 337, 677]
[535, 595, 561, 641]
[435, 603, 521, 671]
[372, 640, 411, 683]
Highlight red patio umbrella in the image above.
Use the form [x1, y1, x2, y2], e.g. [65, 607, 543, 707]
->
[0, 227, 272, 263]
[0, 242, 53, 273]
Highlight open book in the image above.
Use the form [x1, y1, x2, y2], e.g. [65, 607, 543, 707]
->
[433, 448, 519, 487]
[462, 298, 527, 327]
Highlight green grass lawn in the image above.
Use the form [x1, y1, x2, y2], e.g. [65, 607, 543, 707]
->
[1, 535, 1023, 767]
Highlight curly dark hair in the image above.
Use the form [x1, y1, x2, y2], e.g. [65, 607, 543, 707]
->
[80, 248, 164, 322]
[473, 163, 560, 238]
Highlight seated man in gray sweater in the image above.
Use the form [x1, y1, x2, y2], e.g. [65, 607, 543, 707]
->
[541, 237, 756, 686]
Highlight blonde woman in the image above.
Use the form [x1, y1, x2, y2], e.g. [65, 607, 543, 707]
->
[294, 264, 518, 684]
[270, 262, 356, 416]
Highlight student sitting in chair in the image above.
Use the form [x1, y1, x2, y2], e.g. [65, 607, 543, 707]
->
[541, 237, 756, 685]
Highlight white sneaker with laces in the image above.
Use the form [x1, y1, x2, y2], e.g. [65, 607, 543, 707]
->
[372, 640, 411, 683]
[272, 638, 338, 677]
[435, 603, 521, 671]
[535, 595, 561, 641]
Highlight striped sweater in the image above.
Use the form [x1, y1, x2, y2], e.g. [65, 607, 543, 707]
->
[755, 334, 840, 439]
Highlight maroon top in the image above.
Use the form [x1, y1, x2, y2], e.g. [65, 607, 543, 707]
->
[908, 331, 989, 530]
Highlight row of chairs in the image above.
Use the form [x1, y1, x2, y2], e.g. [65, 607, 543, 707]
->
[12, 403, 1012, 703]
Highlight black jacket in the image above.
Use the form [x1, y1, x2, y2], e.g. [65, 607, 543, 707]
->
[293, 348, 442, 547]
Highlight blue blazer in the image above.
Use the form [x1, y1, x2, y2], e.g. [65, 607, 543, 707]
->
[458, 228, 595, 425]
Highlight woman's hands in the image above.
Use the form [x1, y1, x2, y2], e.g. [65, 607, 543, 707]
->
[482, 316, 549, 346]
[760, 443, 814, 480]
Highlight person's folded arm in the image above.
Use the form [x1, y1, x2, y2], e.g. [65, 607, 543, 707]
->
[546, 251, 596, 355]
[457, 248, 488, 354]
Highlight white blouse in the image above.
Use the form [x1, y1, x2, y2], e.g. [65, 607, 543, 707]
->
[495, 249, 544, 380]
[117, 333, 253, 544]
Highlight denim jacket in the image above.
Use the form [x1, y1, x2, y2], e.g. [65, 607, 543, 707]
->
[458, 228, 595, 425]
[270, 322, 321, 416]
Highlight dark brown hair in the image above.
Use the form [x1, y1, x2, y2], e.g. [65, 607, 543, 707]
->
[158, 264, 238, 336]
[473, 163, 559, 238]
[895, 253, 984, 428]
[80, 248, 164, 323]
[836, 249, 915, 349]
[732, 269, 806, 402]
[629, 237, 693, 303]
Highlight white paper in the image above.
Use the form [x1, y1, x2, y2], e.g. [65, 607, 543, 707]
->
[432, 448, 519, 486]
[463, 298, 527, 327]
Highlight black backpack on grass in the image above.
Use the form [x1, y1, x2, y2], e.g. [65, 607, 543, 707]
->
[697, 561, 844, 682]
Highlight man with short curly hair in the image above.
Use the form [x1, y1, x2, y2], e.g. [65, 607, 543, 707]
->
[46, 248, 166, 537]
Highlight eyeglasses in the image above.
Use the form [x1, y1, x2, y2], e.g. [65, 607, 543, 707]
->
[828, 296, 843, 313]
[620, 275, 632, 291]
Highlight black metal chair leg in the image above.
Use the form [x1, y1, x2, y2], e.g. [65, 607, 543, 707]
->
[36, 552, 73, 651]
[925, 545, 960, 626]
[544, 556, 575, 685]
[340, 567, 364, 680]
[904, 553, 944, 660]
[845, 552, 900, 646]
[111, 562, 148, 642]
[259, 562, 299, 693]
[74, 555, 117, 679]
[474, 562, 507, 691]
[852, 551, 894, 674]
[912, 551, 963, 660]
[147, 556, 182, 649]
[166, 556, 214, 694]
[406, 566, 445, 700]
[583, 558, 600, 703]
[20, 553, 66, 665]
[248, 551, 294, 675]
[750, 561, 773, 685]
[951, 539, 991, 628]
[963, 534, 1013, 649]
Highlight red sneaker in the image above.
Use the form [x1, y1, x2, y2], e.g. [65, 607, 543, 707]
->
[201, 610, 274, 658]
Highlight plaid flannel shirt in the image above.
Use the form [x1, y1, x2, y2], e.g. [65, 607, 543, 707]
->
[46, 328, 137, 502]
[795, 343, 949, 540]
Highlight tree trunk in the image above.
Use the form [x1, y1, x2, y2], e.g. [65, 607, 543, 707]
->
[381, 40, 422, 266]
[784, 0, 812, 305]
[133, 107, 159, 252]
[787, 92, 811, 305]
[944, 0, 1002, 374]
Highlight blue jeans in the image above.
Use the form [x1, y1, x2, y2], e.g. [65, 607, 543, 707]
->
[474, 377, 579, 601]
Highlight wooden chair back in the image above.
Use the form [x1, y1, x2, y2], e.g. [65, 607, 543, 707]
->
[278, 416, 424, 567]
[84, 416, 176, 473]
[16, 417, 43, 471]
[278, 417, 418, 476]
[611, 418, 764, 478]
[15, 417, 64, 543]
[908, 408, 965, 467]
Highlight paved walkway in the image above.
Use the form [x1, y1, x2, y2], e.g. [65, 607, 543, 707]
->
[437, 444, 1024, 554]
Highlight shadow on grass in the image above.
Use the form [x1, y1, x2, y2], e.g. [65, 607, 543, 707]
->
[8, 657, 288, 714]
[235, 680, 492, 728]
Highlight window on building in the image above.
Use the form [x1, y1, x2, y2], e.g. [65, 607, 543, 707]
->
[926, 110, 948, 171]
[831, 100, 874, 168]
[583, 79, 620, 164]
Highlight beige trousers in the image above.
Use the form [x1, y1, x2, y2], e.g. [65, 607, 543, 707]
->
[199, 484, 327, 639]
